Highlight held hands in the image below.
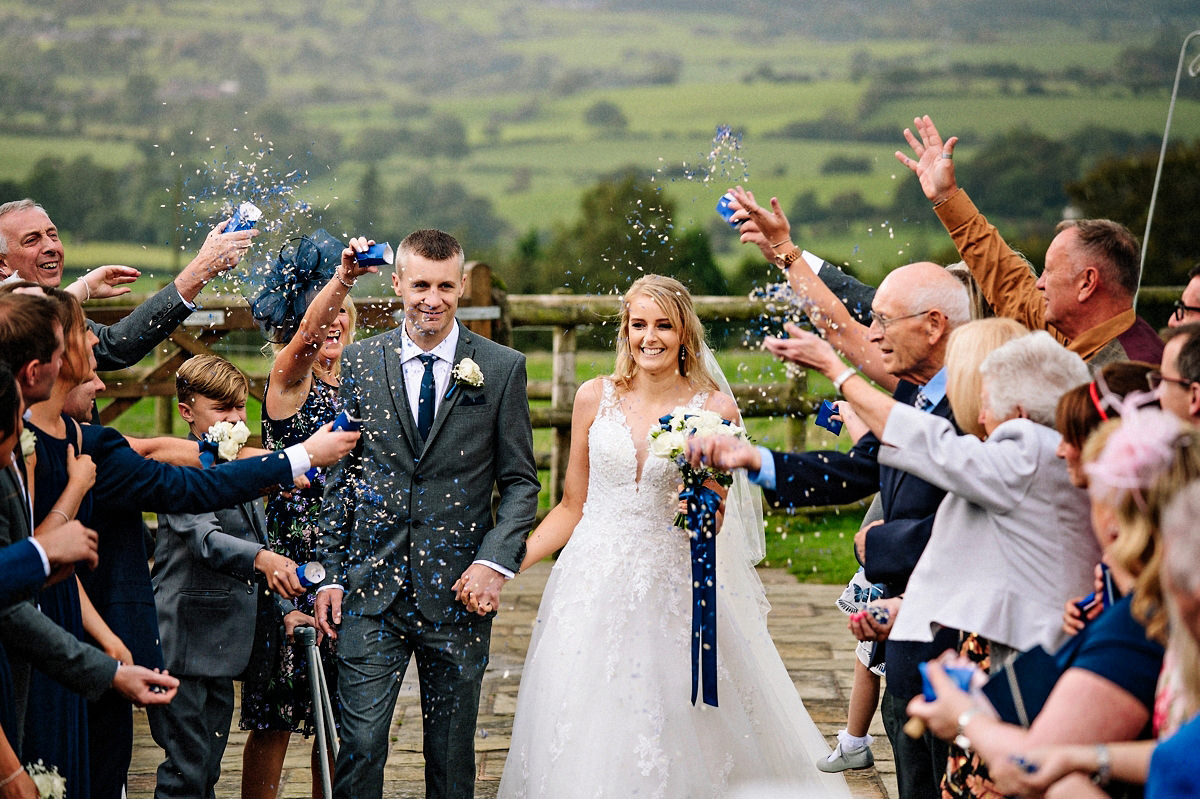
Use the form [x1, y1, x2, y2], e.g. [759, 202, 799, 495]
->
[67, 265, 140, 301]
[253, 549, 305, 599]
[339, 236, 380, 284]
[854, 518, 882, 563]
[763, 322, 843, 377]
[302, 420, 360, 468]
[452, 563, 507, 616]
[894, 114, 959, 205]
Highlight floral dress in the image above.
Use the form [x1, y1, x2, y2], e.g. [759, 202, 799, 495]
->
[239, 377, 340, 735]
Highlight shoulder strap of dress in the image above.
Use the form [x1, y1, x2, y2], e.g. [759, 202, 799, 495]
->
[596, 377, 619, 414]
[689, 390, 711, 410]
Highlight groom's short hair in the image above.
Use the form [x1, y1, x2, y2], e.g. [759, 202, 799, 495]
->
[396, 229, 465, 273]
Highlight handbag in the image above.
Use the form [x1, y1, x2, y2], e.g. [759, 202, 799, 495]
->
[980, 644, 1061, 727]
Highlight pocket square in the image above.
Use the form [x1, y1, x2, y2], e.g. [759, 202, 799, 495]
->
[458, 392, 487, 407]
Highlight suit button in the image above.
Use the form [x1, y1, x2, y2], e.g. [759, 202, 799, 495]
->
[411, 519, 422, 528]
[413, 474, 423, 484]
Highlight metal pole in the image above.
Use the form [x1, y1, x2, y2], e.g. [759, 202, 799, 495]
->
[1138, 29, 1200, 306]
[296, 625, 335, 799]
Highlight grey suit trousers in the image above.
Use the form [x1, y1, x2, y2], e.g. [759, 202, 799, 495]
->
[147, 674, 235, 799]
[334, 594, 491, 799]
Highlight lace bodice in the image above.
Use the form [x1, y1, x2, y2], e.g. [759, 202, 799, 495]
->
[580, 378, 709, 534]
[500, 379, 852, 799]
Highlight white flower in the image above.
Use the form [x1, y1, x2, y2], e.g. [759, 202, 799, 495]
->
[206, 420, 251, 462]
[649, 429, 687, 459]
[26, 760, 66, 799]
[452, 358, 484, 388]
[19, 427, 36, 459]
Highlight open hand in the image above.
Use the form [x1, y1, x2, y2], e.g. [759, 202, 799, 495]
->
[764, 322, 843, 376]
[894, 114, 959, 204]
[69, 265, 140, 301]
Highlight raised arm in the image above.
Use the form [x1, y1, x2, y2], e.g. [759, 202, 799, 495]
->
[520, 378, 601, 570]
[729, 186, 897, 390]
[265, 236, 377, 420]
[896, 115, 1047, 333]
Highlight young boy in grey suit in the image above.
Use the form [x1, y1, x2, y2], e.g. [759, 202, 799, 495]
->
[147, 355, 312, 799]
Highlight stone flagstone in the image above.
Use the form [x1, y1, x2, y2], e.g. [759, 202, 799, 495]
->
[128, 562, 894, 799]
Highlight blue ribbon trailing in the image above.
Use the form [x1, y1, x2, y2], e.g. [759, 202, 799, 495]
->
[680, 471, 722, 708]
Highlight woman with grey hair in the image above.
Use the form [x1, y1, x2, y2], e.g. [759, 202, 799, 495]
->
[831, 328, 1098, 662]
[824, 327, 1100, 796]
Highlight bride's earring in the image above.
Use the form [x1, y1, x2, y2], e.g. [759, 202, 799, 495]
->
[678, 344, 687, 377]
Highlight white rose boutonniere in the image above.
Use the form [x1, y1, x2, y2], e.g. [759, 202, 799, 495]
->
[26, 760, 66, 799]
[19, 427, 36, 459]
[452, 358, 484, 389]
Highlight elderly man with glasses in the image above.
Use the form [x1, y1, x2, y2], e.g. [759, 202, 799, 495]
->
[688, 260, 972, 799]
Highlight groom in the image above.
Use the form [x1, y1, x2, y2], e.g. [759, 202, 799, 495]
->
[313, 229, 539, 799]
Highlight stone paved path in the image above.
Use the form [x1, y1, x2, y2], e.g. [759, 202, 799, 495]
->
[127, 563, 895, 798]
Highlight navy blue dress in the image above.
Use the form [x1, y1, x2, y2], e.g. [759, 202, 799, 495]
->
[24, 416, 93, 799]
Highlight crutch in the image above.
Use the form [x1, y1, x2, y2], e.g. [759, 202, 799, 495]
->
[295, 625, 338, 799]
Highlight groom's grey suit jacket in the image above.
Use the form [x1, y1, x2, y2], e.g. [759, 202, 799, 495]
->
[318, 325, 540, 624]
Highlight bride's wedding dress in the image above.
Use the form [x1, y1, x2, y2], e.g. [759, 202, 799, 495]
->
[499, 380, 850, 798]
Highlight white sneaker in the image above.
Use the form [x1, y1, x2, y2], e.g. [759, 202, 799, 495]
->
[816, 732, 874, 773]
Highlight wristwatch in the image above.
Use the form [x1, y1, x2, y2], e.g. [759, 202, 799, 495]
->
[776, 246, 801, 269]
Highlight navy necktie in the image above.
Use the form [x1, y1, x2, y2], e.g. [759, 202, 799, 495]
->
[914, 388, 932, 412]
[417, 353, 437, 442]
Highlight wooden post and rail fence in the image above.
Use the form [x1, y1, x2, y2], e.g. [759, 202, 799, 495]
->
[86, 262, 1185, 509]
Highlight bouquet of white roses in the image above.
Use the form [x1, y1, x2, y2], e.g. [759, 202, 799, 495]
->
[649, 407, 748, 527]
[198, 420, 251, 466]
[26, 760, 66, 799]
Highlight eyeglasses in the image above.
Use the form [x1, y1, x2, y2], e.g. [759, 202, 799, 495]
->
[1147, 370, 1194, 391]
[869, 309, 932, 332]
[1172, 300, 1200, 322]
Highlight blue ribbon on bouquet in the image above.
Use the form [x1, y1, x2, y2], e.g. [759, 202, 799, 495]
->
[680, 470, 722, 708]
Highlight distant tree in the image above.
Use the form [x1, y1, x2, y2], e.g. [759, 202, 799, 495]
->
[350, 163, 388, 234]
[1067, 139, 1200, 286]
[583, 100, 628, 132]
[673, 228, 728, 295]
[539, 170, 675, 293]
[821, 155, 873, 175]
[389, 174, 508, 255]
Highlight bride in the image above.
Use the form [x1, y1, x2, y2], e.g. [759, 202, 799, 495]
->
[498, 275, 850, 798]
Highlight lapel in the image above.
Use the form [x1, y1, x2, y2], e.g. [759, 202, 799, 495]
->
[2, 465, 31, 542]
[381, 329, 422, 453]
[419, 327, 476, 459]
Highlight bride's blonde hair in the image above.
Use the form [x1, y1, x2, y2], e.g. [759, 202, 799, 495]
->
[612, 275, 718, 393]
